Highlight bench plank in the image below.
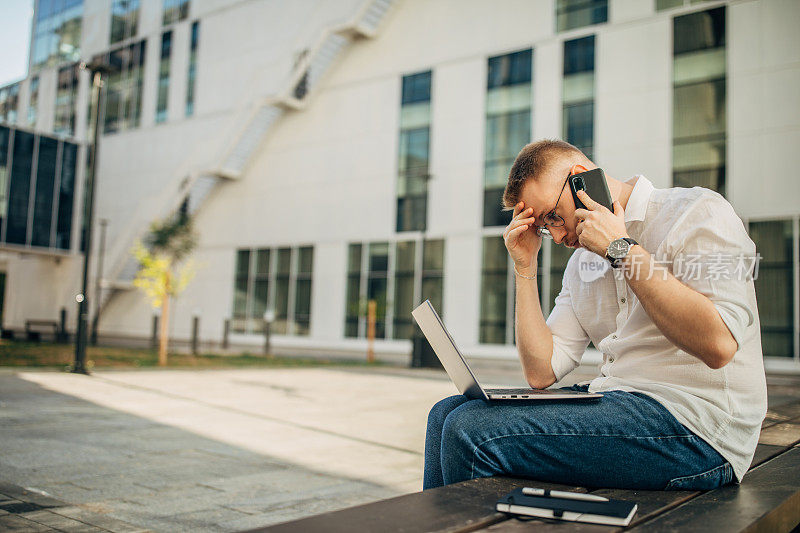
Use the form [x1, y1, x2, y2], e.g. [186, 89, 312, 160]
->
[244, 477, 586, 533]
[626, 447, 800, 532]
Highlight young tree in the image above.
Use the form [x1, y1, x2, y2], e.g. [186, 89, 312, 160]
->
[132, 210, 197, 366]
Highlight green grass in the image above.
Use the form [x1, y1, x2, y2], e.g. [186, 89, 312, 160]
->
[0, 340, 381, 370]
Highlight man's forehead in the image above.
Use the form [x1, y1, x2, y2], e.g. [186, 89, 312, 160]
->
[520, 180, 549, 217]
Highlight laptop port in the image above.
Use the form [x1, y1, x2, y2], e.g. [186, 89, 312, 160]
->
[510, 395, 517, 398]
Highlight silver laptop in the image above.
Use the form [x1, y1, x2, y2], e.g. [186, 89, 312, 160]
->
[411, 300, 602, 401]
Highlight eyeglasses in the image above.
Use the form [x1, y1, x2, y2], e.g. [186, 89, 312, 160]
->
[533, 173, 569, 239]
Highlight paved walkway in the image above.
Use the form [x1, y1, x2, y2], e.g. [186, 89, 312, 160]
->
[1, 363, 794, 532]
[1, 362, 560, 532]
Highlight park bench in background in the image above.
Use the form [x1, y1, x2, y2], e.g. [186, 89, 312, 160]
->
[247, 397, 800, 533]
[25, 320, 59, 342]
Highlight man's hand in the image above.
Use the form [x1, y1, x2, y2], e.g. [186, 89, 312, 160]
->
[504, 202, 542, 272]
[574, 190, 629, 257]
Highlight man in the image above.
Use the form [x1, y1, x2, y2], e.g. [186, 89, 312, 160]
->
[423, 139, 767, 491]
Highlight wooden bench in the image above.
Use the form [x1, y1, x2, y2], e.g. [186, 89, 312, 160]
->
[245, 399, 800, 533]
[24, 320, 59, 342]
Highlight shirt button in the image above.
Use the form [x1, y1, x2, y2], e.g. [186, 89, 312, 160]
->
[609, 357, 615, 363]
[620, 297, 626, 303]
[612, 334, 618, 339]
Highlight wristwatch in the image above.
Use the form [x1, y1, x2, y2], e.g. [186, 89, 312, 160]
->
[606, 237, 638, 268]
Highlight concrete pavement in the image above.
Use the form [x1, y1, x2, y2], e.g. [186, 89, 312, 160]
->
[0, 357, 685, 532]
[0, 360, 599, 532]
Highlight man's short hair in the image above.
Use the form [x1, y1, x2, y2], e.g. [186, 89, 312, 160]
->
[501, 139, 586, 211]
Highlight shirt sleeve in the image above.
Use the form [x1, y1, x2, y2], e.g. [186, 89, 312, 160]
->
[661, 193, 756, 350]
[546, 269, 592, 381]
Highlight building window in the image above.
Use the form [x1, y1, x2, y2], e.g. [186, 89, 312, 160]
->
[186, 21, 199, 117]
[657, 0, 713, 11]
[54, 64, 79, 137]
[110, 0, 140, 44]
[0, 126, 77, 250]
[672, 7, 726, 195]
[345, 238, 445, 340]
[397, 71, 431, 232]
[563, 35, 595, 161]
[30, 137, 58, 247]
[163, 0, 190, 25]
[0, 127, 10, 234]
[28, 77, 39, 126]
[5, 130, 34, 245]
[483, 49, 532, 228]
[0, 84, 20, 124]
[56, 142, 77, 250]
[31, 0, 83, 69]
[156, 31, 172, 123]
[749, 220, 797, 359]
[95, 40, 146, 134]
[231, 245, 313, 336]
[556, 0, 608, 32]
[480, 235, 581, 345]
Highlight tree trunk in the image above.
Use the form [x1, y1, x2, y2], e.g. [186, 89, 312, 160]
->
[159, 290, 170, 367]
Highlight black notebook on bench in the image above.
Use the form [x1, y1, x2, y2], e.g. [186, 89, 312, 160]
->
[496, 487, 638, 526]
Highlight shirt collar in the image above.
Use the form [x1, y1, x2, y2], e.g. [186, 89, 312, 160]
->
[623, 175, 654, 224]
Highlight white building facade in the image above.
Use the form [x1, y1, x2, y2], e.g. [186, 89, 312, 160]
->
[1, 0, 798, 371]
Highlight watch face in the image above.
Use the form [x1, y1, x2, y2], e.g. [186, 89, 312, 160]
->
[607, 239, 630, 260]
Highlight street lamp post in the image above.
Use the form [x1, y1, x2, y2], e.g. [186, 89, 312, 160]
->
[90, 218, 108, 345]
[73, 62, 109, 375]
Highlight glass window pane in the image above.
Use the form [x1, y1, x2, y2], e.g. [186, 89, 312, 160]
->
[564, 36, 595, 75]
[401, 71, 431, 105]
[31, 136, 59, 247]
[487, 49, 532, 89]
[673, 7, 725, 56]
[0, 126, 10, 232]
[298, 246, 313, 273]
[6, 130, 35, 244]
[255, 248, 270, 275]
[347, 243, 362, 274]
[277, 247, 291, 273]
[233, 276, 249, 319]
[480, 236, 508, 344]
[252, 279, 269, 318]
[749, 220, 794, 358]
[556, 0, 607, 32]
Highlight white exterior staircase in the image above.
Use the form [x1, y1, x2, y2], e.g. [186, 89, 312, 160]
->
[96, 0, 398, 318]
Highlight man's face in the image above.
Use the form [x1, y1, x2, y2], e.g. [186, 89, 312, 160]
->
[518, 171, 582, 249]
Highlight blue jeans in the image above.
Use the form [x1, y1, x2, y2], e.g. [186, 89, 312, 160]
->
[423, 385, 734, 491]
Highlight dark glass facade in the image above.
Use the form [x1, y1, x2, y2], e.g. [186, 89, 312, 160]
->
[0, 126, 77, 251]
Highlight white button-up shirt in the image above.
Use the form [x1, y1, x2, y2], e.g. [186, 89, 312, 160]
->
[547, 175, 767, 482]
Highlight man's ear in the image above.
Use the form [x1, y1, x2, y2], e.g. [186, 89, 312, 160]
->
[570, 163, 588, 176]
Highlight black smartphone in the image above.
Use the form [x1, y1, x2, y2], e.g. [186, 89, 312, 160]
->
[569, 168, 613, 211]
